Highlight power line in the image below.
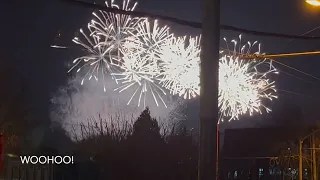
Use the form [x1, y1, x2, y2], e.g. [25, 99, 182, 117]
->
[278, 70, 317, 85]
[208, 48, 320, 86]
[287, 24, 320, 44]
[224, 156, 278, 159]
[56, 0, 320, 93]
[237, 50, 320, 82]
[62, 0, 320, 40]
[300, 25, 320, 36]
[278, 89, 316, 99]
[282, 25, 320, 81]
[247, 50, 320, 59]
[224, 49, 320, 59]
[271, 59, 320, 82]
[221, 48, 320, 82]
[58, 44, 320, 82]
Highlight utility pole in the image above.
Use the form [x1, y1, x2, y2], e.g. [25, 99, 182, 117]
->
[312, 133, 317, 180]
[299, 129, 320, 180]
[216, 125, 219, 180]
[198, 0, 220, 180]
[299, 140, 303, 180]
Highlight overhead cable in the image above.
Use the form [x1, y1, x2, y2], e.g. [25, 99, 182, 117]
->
[62, 0, 320, 40]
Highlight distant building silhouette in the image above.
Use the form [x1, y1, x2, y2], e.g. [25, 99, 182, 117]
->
[221, 126, 316, 180]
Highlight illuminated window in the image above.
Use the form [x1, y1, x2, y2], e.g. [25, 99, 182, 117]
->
[259, 168, 263, 177]
[269, 168, 274, 175]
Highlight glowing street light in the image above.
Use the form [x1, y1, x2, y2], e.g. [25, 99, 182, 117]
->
[306, 0, 320, 6]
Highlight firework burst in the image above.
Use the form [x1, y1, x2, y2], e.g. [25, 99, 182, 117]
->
[157, 36, 201, 99]
[68, 0, 143, 92]
[126, 18, 173, 63]
[109, 17, 173, 108]
[68, 27, 118, 92]
[68, 0, 278, 121]
[155, 34, 277, 121]
[219, 35, 278, 122]
[89, 0, 142, 60]
[112, 50, 168, 108]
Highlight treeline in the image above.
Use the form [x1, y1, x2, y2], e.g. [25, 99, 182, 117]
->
[56, 108, 198, 180]
[0, 64, 197, 179]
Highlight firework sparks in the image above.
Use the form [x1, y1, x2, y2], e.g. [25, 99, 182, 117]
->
[68, 27, 120, 92]
[68, 1, 278, 121]
[112, 50, 168, 108]
[218, 54, 277, 122]
[108, 17, 173, 108]
[51, 45, 68, 49]
[68, 0, 142, 92]
[156, 34, 277, 121]
[218, 35, 278, 122]
[126, 18, 173, 63]
[89, 0, 142, 60]
[158, 36, 201, 99]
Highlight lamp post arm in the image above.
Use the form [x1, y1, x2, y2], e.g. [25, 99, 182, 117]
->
[301, 128, 320, 142]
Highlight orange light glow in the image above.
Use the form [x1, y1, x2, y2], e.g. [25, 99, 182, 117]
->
[306, 0, 320, 6]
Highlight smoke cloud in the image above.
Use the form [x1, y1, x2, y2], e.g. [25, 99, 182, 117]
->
[50, 74, 186, 139]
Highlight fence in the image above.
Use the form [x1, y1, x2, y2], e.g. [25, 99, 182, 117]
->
[6, 158, 53, 180]
[3, 157, 99, 180]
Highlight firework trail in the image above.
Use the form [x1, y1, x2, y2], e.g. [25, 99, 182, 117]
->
[68, 0, 143, 92]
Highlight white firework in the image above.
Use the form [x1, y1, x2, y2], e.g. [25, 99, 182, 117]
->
[126, 18, 173, 63]
[69, 0, 143, 92]
[68, 27, 118, 92]
[156, 34, 277, 122]
[112, 50, 168, 108]
[157, 36, 201, 99]
[218, 35, 278, 122]
[108, 17, 173, 108]
[89, 0, 142, 60]
[69, 2, 278, 122]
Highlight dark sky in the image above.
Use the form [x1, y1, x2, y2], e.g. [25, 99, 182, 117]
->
[2, 0, 320, 127]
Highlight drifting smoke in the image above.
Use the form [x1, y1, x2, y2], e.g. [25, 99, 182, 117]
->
[50, 74, 186, 140]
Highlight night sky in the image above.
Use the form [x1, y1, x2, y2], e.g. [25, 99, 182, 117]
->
[2, 0, 320, 131]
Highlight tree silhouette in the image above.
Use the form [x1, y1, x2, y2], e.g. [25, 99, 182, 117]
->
[126, 107, 165, 180]
[69, 108, 198, 180]
[131, 107, 162, 142]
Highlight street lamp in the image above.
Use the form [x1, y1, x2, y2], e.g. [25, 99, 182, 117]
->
[306, 0, 320, 6]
